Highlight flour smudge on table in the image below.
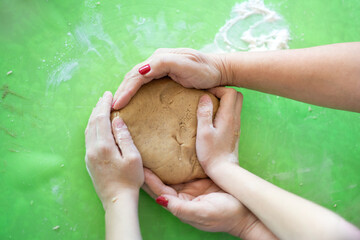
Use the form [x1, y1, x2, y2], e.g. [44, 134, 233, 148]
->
[202, 0, 290, 53]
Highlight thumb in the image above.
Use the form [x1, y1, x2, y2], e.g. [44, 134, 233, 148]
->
[197, 94, 214, 130]
[157, 195, 200, 222]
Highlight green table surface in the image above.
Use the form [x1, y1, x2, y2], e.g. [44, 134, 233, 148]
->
[0, 0, 359, 239]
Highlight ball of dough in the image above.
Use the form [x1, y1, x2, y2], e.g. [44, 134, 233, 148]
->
[111, 78, 219, 184]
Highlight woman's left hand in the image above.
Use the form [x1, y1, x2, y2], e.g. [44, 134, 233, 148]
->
[85, 91, 144, 210]
[142, 168, 261, 237]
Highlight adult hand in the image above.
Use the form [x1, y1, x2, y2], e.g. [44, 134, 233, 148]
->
[196, 87, 243, 175]
[112, 48, 229, 109]
[142, 169, 276, 239]
[142, 168, 251, 236]
[85, 91, 144, 210]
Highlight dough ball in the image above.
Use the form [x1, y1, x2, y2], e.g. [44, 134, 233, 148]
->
[111, 78, 219, 184]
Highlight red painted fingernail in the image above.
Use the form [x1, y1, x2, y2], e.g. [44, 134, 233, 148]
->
[138, 64, 151, 75]
[156, 196, 168, 208]
[111, 101, 116, 109]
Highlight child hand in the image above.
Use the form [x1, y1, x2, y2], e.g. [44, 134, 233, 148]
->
[112, 48, 228, 109]
[196, 87, 243, 176]
[85, 91, 144, 210]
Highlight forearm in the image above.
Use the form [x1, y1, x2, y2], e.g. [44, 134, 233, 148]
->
[105, 190, 142, 240]
[208, 161, 360, 240]
[220, 42, 360, 112]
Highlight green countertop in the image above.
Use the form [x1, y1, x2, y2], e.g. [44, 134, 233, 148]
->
[0, 0, 359, 239]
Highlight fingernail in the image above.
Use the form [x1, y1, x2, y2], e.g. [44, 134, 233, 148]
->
[138, 64, 151, 75]
[199, 95, 211, 106]
[111, 101, 116, 109]
[156, 196, 168, 208]
[114, 117, 125, 129]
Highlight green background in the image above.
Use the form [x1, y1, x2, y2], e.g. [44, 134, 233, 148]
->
[0, 0, 359, 239]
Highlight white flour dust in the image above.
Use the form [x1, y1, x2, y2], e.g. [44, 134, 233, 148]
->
[202, 0, 290, 53]
[46, 0, 124, 90]
[74, 13, 124, 63]
[47, 61, 79, 91]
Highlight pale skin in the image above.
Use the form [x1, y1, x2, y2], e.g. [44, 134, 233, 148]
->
[85, 89, 277, 239]
[85, 91, 143, 240]
[86, 43, 360, 239]
[113, 42, 360, 112]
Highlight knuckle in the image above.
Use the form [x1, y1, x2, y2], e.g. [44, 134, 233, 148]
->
[124, 70, 134, 79]
[126, 152, 141, 163]
[85, 150, 98, 162]
[187, 52, 204, 63]
[199, 127, 213, 140]
[96, 141, 113, 155]
[196, 210, 210, 221]
[157, 56, 167, 67]
[88, 117, 96, 126]
[94, 113, 107, 122]
[171, 205, 182, 218]
[154, 48, 169, 54]
[224, 115, 235, 126]
[226, 87, 237, 96]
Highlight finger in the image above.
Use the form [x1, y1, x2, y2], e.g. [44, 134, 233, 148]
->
[144, 168, 177, 197]
[112, 61, 151, 110]
[85, 93, 109, 148]
[197, 94, 214, 129]
[233, 93, 243, 155]
[142, 48, 200, 80]
[111, 117, 140, 159]
[141, 54, 192, 80]
[85, 106, 98, 149]
[162, 194, 205, 222]
[95, 91, 114, 142]
[112, 53, 193, 110]
[208, 87, 238, 129]
[141, 183, 157, 199]
[234, 92, 244, 133]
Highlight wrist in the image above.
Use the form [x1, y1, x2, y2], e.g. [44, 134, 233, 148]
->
[215, 53, 239, 87]
[209, 53, 232, 86]
[103, 188, 139, 211]
[204, 157, 239, 180]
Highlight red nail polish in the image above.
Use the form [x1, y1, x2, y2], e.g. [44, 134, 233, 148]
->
[111, 101, 116, 109]
[138, 64, 151, 75]
[156, 196, 168, 208]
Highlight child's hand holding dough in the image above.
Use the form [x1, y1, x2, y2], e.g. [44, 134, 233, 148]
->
[85, 91, 143, 240]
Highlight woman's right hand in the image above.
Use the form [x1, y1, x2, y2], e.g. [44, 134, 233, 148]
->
[112, 48, 229, 109]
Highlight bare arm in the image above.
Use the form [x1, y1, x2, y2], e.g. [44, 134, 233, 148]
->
[85, 92, 143, 240]
[195, 88, 360, 239]
[113, 43, 360, 112]
[208, 162, 360, 240]
[222, 42, 360, 112]
[105, 190, 141, 240]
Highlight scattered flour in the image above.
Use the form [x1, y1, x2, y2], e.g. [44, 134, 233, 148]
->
[74, 13, 124, 63]
[47, 61, 79, 91]
[201, 0, 290, 53]
[46, 0, 289, 91]
[46, 1, 124, 91]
